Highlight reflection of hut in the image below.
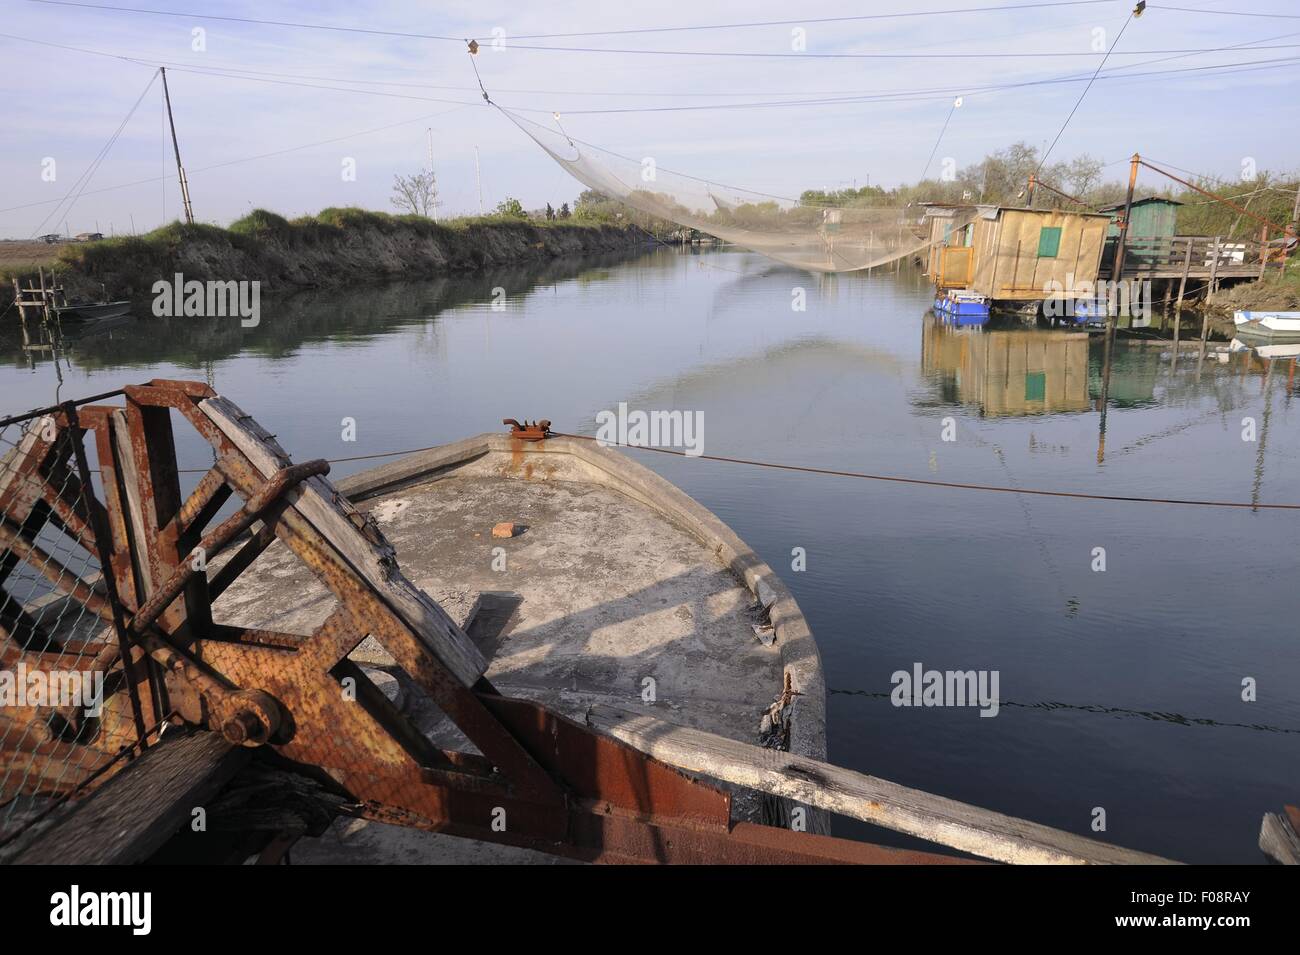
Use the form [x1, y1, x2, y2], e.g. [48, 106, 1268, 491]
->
[921, 316, 1091, 416]
[924, 205, 1110, 304]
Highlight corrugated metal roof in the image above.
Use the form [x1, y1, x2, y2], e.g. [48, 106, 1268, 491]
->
[1097, 195, 1184, 212]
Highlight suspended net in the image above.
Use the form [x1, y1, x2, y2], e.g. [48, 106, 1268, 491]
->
[504, 109, 958, 274]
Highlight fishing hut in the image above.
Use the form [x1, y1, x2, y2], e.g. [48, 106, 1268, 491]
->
[924, 204, 1111, 309]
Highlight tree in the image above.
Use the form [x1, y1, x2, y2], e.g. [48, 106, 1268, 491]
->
[558, 202, 571, 219]
[390, 171, 438, 217]
[545, 202, 555, 221]
[1065, 156, 1105, 201]
[495, 197, 526, 218]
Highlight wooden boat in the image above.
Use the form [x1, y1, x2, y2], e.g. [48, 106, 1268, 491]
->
[211, 429, 829, 859]
[53, 300, 132, 321]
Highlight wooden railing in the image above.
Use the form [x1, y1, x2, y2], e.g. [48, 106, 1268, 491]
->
[1101, 234, 1285, 278]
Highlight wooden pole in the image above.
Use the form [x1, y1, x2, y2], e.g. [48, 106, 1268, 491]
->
[38, 267, 49, 325]
[1171, 288, 1181, 372]
[1208, 235, 1222, 297]
[160, 68, 194, 225]
[1099, 152, 1139, 441]
[1175, 236, 1192, 309]
[1110, 153, 1140, 285]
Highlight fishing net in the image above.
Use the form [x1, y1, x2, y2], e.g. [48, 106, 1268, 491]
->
[505, 109, 961, 274]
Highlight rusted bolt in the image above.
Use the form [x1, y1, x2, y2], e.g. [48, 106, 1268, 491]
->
[221, 709, 265, 745]
[218, 689, 282, 747]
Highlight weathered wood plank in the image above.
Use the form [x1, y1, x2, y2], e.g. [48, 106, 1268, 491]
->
[1258, 806, 1300, 865]
[197, 396, 486, 686]
[586, 704, 1179, 865]
[12, 731, 246, 864]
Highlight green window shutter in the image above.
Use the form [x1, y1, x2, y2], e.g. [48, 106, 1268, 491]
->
[1037, 226, 1062, 258]
[1025, 372, 1046, 402]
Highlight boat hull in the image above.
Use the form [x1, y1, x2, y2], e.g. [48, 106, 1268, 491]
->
[1234, 310, 1300, 332]
[55, 301, 132, 321]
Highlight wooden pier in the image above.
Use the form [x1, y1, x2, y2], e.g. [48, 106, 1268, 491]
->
[1111, 234, 1279, 281]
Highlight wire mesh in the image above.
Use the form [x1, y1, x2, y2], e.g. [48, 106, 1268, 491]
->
[0, 406, 140, 841]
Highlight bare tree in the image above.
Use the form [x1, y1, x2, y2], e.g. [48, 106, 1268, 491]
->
[1065, 156, 1105, 201]
[391, 171, 439, 217]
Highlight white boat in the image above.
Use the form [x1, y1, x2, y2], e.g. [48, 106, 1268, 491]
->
[1231, 337, 1300, 360]
[1233, 310, 1300, 331]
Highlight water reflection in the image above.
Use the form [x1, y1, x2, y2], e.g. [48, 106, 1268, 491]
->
[3, 250, 648, 378]
[921, 315, 1091, 417]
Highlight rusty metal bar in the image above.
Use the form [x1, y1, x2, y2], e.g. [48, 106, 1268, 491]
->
[61, 402, 152, 753]
[127, 458, 329, 636]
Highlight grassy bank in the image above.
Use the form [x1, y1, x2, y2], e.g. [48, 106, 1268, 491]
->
[3, 208, 646, 306]
[1207, 262, 1300, 313]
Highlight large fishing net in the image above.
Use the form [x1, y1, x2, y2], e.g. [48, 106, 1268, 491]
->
[504, 109, 959, 274]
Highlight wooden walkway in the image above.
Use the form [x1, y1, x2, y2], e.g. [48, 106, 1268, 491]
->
[1111, 234, 1282, 282]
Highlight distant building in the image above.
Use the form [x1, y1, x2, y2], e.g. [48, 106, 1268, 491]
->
[38, 233, 62, 244]
[73, 232, 104, 242]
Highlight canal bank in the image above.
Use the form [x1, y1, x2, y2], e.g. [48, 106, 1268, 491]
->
[2, 210, 648, 309]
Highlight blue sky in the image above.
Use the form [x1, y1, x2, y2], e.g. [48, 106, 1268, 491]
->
[2, 0, 1298, 237]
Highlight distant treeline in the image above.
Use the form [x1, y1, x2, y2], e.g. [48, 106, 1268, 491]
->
[804, 141, 1299, 239]
[568, 142, 1298, 241]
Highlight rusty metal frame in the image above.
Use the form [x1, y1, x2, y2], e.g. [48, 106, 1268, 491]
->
[0, 379, 964, 864]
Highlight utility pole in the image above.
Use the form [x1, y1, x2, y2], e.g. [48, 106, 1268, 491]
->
[1111, 153, 1140, 284]
[160, 68, 194, 225]
[1292, 180, 1300, 223]
[475, 146, 484, 216]
[1026, 174, 1036, 209]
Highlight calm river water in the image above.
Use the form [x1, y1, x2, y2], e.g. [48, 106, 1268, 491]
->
[3, 247, 1296, 863]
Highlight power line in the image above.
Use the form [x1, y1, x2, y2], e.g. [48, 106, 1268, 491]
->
[1034, 5, 1138, 175]
[510, 1, 1119, 38]
[546, 432, 1300, 511]
[4, 28, 1297, 117]
[30, 69, 160, 237]
[0, 107, 470, 215]
[501, 40, 1300, 60]
[26, 0, 463, 40]
[920, 98, 962, 183]
[22, 0, 1300, 58]
[550, 54, 1300, 114]
[19, 0, 1120, 44]
[1149, 4, 1300, 19]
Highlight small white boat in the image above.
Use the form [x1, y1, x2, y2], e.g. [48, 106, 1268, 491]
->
[1233, 310, 1300, 332]
[1231, 337, 1300, 360]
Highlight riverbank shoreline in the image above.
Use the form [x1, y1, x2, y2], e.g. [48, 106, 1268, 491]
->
[2, 208, 650, 308]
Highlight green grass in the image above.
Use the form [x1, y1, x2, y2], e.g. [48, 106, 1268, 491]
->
[47, 207, 617, 271]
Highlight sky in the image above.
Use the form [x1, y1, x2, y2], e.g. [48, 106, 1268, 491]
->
[1, 0, 1298, 237]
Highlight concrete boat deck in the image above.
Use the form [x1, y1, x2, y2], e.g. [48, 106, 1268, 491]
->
[212, 433, 826, 863]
